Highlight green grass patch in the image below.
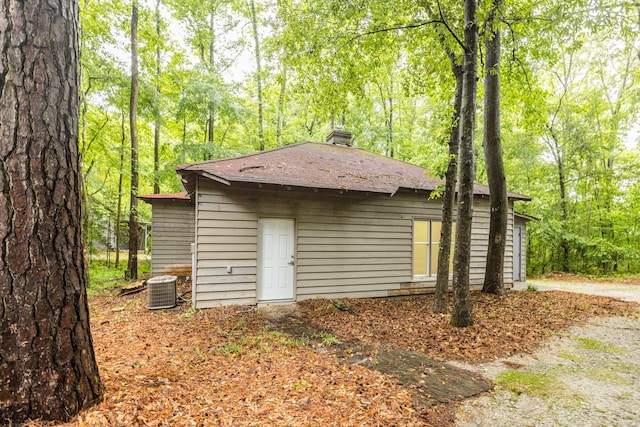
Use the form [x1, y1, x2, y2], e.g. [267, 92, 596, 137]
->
[312, 331, 342, 347]
[496, 370, 568, 400]
[87, 257, 150, 296]
[558, 351, 585, 362]
[575, 337, 626, 354]
[212, 342, 243, 357]
[584, 367, 630, 386]
[212, 328, 310, 358]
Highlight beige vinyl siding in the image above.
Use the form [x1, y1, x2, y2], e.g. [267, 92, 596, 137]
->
[282, 192, 427, 300]
[514, 215, 528, 282]
[193, 179, 518, 307]
[465, 197, 515, 288]
[506, 208, 515, 287]
[150, 200, 195, 276]
[194, 181, 258, 308]
[194, 181, 424, 305]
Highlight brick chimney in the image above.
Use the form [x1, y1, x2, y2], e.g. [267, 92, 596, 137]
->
[326, 129, 352, 146]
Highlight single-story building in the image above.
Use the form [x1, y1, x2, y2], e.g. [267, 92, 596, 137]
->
[141, 130, 531, 308]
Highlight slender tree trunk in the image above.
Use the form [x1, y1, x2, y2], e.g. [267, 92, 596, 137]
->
[388, 94, 394, 158]
[547, 128, 570, 272]
[153, 125, 160, 194]
[206, 12, 215, 158]
[434, 60, 463, 314]
[276, 63, 287, 146]
[127, 0, 140, 280]
[115, 111, 126, 269]
[153, 0, 162, 194]
[558, 154, 570, 271]
[0, 1, 102, 423]
[182, 115, 188, 163]
[481, 0, 508, 295]
[451, 0, 478, 328]
[80, 87, 90, 252]
[378, 81, 394, 157]
[248, 0, 265, 151]
[79, 1, 91, 253]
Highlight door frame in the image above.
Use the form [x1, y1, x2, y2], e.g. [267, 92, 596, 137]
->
[257, 217, 296, 302]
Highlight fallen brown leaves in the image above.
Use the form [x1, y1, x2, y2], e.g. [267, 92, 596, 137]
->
[300, 291, 638, 363]
[26, 284, 638, 427]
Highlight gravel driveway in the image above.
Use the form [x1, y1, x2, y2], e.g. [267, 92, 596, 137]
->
[453, 280, 640, 427]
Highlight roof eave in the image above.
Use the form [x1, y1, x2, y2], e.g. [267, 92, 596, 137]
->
[233, 178, 399, 195]
[200, 171, 231, 186]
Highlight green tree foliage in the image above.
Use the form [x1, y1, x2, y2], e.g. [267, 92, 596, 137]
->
[77, 0, 640, 279]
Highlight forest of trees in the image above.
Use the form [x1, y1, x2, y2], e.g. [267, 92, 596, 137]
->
[81, 0, 640, 276]
[0, 1, 638, 423]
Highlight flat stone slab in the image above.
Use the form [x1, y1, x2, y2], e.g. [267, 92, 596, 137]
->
[359, 346, 493, 409]
[264, 310, 493, 410]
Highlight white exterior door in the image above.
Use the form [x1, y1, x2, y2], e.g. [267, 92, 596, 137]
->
[258, 218, 295, 301]
[513, 226, 522, 281]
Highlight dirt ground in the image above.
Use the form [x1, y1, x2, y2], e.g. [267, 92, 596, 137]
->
[455, 315, 640, 426]
[518, 275, 640, 303]
[455, 277, 640, 426]
[25, 277, 639, 427]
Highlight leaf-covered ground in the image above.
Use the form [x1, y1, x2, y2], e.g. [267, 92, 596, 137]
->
[28, 281, 638, 427]
[300, 290, 638, 363]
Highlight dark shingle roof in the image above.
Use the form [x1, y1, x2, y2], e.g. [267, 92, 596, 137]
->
[175, 142, 530, 200]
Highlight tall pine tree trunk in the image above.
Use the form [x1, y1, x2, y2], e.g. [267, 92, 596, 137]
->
[434, 59, 463, 313]
[0, 1, 102, 423]
[127, 0, 140, 280]
[481, 0, 508, 295]
[451, 0, 478, 328]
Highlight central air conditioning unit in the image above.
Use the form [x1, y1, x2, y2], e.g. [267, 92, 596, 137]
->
[147, 275, 177, 310]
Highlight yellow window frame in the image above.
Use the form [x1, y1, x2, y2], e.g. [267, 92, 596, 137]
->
[412, 219, 455, 277]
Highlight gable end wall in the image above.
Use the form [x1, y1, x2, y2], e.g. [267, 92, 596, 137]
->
[150, 199, 195, 276]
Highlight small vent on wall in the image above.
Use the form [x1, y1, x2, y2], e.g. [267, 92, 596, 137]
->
[147, 275, 177, 310]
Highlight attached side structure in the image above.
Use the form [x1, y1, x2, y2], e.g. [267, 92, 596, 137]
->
[513, 212, 538, 283]
[138, 192, 194, 277]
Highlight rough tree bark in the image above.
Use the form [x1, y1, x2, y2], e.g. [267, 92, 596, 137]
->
[451, 0, 478, 328]
[0, 0, 102, 423]
[481, 0, 508, 295]
[127, 0, 140, 280]
[433, 58, 463, 314]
